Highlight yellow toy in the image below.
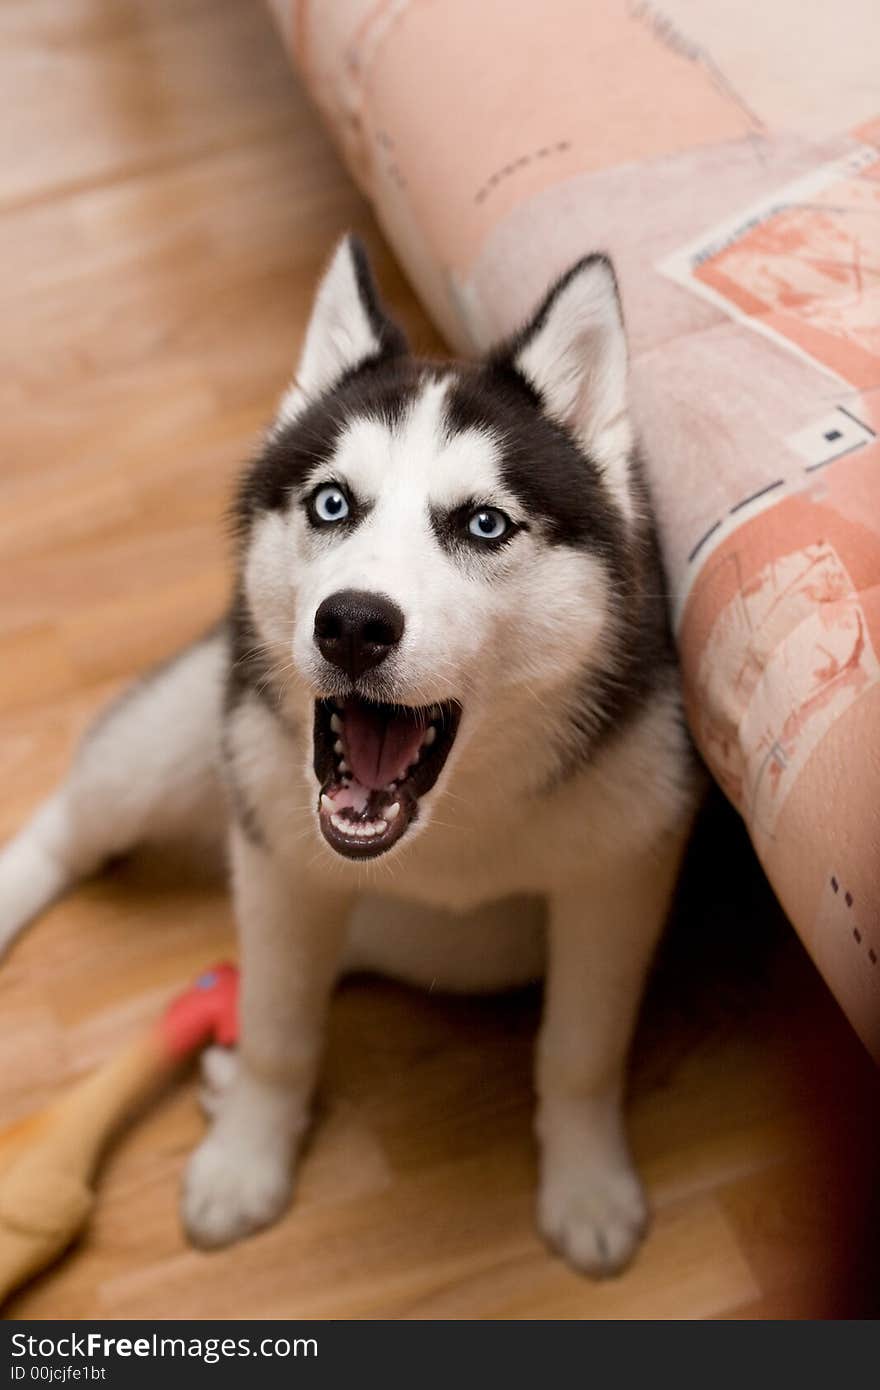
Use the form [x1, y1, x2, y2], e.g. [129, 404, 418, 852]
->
[0, 962, 237, 1305]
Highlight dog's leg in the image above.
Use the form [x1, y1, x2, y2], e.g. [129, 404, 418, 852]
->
[0, 630, 226, 957]
[181, 824, 352, 1248]
[536, 833, 687, 1276]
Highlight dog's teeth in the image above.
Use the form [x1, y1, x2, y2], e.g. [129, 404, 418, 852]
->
[375, 819, 388, 834]
[386, 801, 400, 821]
[334, 740, 344, 755]
[338, 760, 350, 773]
[423, 725, 437, 746]
[330, 813, 348, 832]
[320, 793, 335, 813]
[330, 714, 343, 734]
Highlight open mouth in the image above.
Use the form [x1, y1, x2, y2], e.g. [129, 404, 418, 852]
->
[314, 696, 461, 859]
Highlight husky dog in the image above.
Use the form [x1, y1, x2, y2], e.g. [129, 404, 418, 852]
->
[0, 237, 699, 1275]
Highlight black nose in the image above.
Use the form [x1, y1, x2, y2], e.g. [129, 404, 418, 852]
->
[314, 589, 405, 681]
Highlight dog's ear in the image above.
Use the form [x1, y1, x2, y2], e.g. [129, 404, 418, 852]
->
[276, 235, 408, 426]
[502, 256, 634, 520]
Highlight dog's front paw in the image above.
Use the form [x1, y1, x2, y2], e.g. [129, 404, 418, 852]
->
[182, 1126, 293, 1249]
[538, 1155, 648, 1277]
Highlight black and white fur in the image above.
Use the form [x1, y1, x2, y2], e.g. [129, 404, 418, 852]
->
[0, 238, 699, 1275]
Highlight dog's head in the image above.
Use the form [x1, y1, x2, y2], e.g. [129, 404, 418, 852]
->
[236, 236, 640, 861]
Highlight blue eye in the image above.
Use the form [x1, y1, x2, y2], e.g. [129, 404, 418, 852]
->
[467, 507, 510, 541]
[311, 485, 350, 525]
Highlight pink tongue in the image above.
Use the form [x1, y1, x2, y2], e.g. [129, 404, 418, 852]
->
[344, 702, 425, 791]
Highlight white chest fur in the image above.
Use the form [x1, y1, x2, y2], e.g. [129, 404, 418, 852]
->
[224, 680, 692, 916]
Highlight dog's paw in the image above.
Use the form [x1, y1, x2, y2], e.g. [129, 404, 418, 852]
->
[198, 1045, 239, 1119]
[181, 1128, 293, 1250]
[537, 1157, 648, 1277]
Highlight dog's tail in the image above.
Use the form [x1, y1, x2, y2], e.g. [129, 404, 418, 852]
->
[0, 626, 228, 959]
[0, 793, 83, 955]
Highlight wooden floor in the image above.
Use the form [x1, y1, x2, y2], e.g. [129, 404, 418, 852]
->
[2, 0, 878, 1320]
